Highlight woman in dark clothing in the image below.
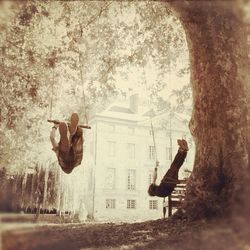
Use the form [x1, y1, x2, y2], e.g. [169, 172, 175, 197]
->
[148, 139, 188, 197]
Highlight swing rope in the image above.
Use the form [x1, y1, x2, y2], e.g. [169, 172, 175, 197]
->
[143, 65, 159, 170]
[47, 55, 91, 129]
[78, 24, 88, 125]
[79, 55, 88, 125]
[49, 67, 55, 120]
[47, 24, 91, 129]
[150, 119, 158, 166]
[150, 113, 169, 218]
[48, 25, 57, 121]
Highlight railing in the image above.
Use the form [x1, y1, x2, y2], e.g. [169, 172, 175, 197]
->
[163, 179, 187, 218]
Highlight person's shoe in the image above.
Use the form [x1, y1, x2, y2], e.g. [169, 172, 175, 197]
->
[69, 113, 79, 136]
[177, 139, 189, 152]
[180, 139, 189, 151]
[177, 139, 182, 147]
[59, 122, 70, 152]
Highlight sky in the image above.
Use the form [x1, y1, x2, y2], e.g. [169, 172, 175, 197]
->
[114, 56, 190, 103]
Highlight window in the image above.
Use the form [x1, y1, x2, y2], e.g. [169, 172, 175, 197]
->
[109, 125, 115, 132]
[128, 127, 135, 134]
[108, 141, 116, 157]
[127, 169, 136, 190]
[148, 146, 156, 160]
[105, 124, 115, 132]
[127, 199, 136, 209]
[149, 200, 158, 210]
[166, 147, 172, 161]
[105, 168, 116, 189]
[106, 199, 116, 209]
[127, 143, 135, 159]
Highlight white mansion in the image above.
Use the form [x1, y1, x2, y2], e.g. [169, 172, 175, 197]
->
[83, 94, 195, 221]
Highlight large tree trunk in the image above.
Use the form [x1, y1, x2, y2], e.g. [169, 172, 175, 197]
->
[167, 1, 250, 220]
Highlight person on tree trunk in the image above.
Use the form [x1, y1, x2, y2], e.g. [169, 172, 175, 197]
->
[50, 113, 84, 174]
[148, 139, 188, 197]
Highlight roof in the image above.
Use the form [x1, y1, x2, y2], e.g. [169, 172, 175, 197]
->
[143, 109, 156, 117]
[89, 93, 191, 128]
[138, 111, 190, 131]
[109, 106, 134, 114]
[91, 102, 190, 132]
[95, 110, 146, 123]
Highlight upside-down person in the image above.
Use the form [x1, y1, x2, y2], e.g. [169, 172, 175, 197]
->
[49, 113, 84, 174]
[148, 139, 188, 197]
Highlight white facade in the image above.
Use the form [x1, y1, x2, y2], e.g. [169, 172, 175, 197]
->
[83, 97, 195, 222]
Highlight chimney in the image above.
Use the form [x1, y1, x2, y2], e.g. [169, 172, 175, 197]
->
[129, 94, 139, 113]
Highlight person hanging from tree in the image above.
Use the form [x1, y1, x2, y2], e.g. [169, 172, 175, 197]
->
[148, 139, 188, 197]
[49, 113, 84, 174]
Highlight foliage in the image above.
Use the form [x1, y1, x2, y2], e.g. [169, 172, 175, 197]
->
[171, 84, 192, 113]
[0, 165, 60, 212]
[0, 1, 190, 173]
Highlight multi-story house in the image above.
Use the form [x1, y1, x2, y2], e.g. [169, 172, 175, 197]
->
[83, 94, 195, 221]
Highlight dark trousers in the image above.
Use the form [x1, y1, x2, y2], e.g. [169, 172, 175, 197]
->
[58, 127, 84, 174]
[161, 150, 187, 186]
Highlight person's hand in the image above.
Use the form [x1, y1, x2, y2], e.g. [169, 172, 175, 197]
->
[182, 139, 189, 151]
[53, 120, 60, 125]
[152, 168, 157, 184]
[52, 121, 60, 129]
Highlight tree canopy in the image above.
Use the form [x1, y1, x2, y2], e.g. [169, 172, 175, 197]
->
[0, 1, 190, 173]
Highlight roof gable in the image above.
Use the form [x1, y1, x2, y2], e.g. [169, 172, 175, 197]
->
[109, 106, 134, 114]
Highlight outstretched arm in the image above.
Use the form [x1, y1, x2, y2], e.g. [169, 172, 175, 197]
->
[50, 124, 59, 152]
[152, 161, 159, 184]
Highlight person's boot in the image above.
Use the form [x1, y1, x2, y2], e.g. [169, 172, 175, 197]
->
[177, 139, 189, 152]
[177, 139, 182, 147]
[59, 122, 70, 153]
[69, 113, 79, 136]
[181, 139, 189, 151]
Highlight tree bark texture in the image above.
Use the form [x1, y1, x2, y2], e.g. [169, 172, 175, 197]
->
[167, 1, 250, 219]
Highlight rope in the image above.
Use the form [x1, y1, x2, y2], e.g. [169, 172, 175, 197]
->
[150, 119, 158, 167]
[49, 25, 56, 120]
[79, 54, 88, 125]
[49, 67, 55, 120]
[78, 24, 88, 125]
[143, 60, 167, 218]
[76, 3, 113, 126]
[151, 117, 167, 219]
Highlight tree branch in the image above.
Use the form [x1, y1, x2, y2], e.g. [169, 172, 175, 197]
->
[80, 2, 113, 31]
